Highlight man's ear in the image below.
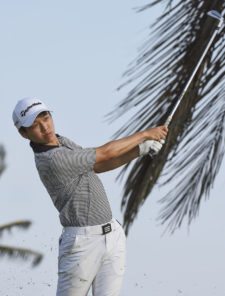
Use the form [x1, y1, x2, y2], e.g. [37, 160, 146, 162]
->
[19, 128, 29, 139]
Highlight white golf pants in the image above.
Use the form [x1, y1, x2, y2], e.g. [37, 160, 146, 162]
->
[56, 219, 126, 296]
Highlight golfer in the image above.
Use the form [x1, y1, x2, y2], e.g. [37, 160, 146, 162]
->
[13, 97, 168, 296]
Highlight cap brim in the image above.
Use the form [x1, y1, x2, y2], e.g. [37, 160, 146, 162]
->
[22, 108, 50, 128]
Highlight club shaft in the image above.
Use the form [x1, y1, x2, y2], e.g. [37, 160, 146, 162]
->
[164, 17, 223, 127]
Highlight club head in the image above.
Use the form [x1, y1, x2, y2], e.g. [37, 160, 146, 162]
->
[207, 10, 224, 22]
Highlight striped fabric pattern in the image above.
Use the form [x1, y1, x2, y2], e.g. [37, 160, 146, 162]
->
[33, 136, 112, 226]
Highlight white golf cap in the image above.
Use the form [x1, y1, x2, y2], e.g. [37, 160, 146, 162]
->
[12, 97, 51, 129]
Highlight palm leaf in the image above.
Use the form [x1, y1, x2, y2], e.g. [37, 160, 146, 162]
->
[0, 245, 43, 267]
[0, 221, 31, 236]
[0, 148, 43, 267]
[0, 145, 6, 177]
[109, 1, 225, 234]
[0, 221, 43, 266]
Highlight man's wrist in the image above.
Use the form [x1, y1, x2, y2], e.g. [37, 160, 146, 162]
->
[138, 130, 148, 143]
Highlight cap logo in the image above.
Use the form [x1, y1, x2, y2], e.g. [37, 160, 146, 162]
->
[20, 102, 42, 117]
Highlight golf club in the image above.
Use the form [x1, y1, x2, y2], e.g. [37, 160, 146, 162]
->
[164, 10, 224, 127]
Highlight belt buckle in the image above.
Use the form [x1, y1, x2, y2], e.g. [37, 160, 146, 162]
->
[102, 223, 112, 235]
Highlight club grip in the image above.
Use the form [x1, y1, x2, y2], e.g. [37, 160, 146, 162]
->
[148, 148, 157, 158]
[164, 115, 172, 127]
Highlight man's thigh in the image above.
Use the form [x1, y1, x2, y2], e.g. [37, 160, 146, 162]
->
[56, 233, 104, 296]
[92, 223, 126, 296]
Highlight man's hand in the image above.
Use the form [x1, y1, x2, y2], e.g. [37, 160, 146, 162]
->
[139, 125, 168, 157]
[144, 126, 168, 141]
[139, 140, 163, 156]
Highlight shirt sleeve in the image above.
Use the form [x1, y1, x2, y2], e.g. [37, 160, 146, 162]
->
[51, 147, 96, 175]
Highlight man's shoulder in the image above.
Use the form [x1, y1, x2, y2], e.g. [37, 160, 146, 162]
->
[59, 135, 82, 149]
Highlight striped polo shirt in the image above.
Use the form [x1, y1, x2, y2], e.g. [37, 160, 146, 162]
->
[30, 135, 112, 227]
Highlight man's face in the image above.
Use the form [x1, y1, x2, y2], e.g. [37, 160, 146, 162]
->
[20, 112, 57, 145]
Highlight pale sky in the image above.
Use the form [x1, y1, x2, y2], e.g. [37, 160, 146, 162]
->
[1, 1, 225, 295]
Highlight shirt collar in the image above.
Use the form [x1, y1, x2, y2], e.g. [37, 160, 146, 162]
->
[30, 134, 61, 153]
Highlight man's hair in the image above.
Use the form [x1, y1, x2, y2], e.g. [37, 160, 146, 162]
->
[19, 111, 51, 133]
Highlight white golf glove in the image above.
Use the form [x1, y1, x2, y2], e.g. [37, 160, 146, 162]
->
[139, 140, 164, 156]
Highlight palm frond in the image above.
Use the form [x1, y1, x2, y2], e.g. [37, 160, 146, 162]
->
[0, 145, 6, 177]
[0, 221, 43, 267]
[109, 0, 225, 234]
[0, 221, 31, 236]
[0, 146, 42, 267]
[0, 245, 43, 267]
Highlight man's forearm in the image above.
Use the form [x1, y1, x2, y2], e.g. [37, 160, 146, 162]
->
[94, 147, 139, 173]
[95, 131, 146, 164]
[94, 125, 168, 173]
